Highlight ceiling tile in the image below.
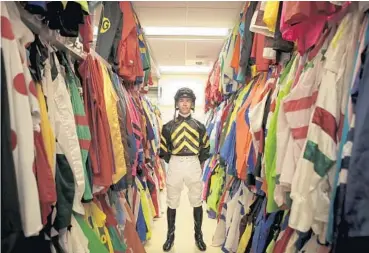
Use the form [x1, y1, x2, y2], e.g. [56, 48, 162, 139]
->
[186, 40, 224, 61]
[148, 39, 186, 65]
[185, 1, 244, 9]
[134, 7, 187, 27]
[133, 1, 187, 8]
[133, 1, 243, 9]
[157, 58, 186, 66]
[186, 8, 241, 27]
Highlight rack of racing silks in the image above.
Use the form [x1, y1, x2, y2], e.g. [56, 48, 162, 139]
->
[2, 2, 164, 253]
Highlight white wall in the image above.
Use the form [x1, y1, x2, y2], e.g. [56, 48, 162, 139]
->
[158, 74, 207, 124]
[145, 90, 159, 105]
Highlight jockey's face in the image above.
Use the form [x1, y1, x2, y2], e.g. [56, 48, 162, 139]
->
[177, 97, 192, 115]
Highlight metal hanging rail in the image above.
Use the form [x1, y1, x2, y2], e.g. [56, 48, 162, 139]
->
[16, 2, 112, 69]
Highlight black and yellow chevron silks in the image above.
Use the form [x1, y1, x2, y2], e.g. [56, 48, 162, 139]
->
[160, 135, 168, 152]
[170, 122, 201, 155]
[203, 133, 210, 149]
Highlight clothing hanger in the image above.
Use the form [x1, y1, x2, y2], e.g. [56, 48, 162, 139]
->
[327, 1, 351, 25]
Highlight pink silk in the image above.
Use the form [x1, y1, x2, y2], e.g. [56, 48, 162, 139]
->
[280, 1, 338, 55]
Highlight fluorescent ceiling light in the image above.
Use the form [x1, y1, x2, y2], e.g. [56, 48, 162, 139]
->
[159, 65, 211, 74]
[144, 27, 229, 37]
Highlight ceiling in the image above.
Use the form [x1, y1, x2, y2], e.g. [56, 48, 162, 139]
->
[133, 1, 244, 77]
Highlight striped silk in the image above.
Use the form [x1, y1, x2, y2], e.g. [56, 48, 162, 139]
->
[171, 122, 201, 155]
[160, 115, 210, 164]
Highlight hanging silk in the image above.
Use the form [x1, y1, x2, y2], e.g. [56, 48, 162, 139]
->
[60, 53, 93, 201]
[100, 63, 127, 183]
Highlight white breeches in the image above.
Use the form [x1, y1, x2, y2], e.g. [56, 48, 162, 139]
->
[166, 156, 203, 209]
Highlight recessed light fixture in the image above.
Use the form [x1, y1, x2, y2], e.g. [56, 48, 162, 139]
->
[144, 27, 230, 37]
[159, 65, 211, 74]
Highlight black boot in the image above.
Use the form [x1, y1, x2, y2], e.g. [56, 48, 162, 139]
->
[163, 207, 176, 252]
[194, 206, 207, 251]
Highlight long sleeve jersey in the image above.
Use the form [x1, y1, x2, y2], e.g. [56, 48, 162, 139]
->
[159, 114, 210, 164]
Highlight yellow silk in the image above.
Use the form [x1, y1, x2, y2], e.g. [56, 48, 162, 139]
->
[100, 63, 127, 183]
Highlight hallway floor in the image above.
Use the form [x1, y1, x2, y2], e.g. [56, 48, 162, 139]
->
[144, 191, 223, 253]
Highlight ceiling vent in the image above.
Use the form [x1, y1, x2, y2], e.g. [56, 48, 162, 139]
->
[185, 59, 210, 66]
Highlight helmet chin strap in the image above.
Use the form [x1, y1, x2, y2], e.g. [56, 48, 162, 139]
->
[178, 112, 191, 118]
[174, 108, 192, 121]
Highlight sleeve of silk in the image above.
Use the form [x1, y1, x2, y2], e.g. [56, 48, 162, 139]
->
[159, 123, 171, 163]
[199, 124, 210, 164]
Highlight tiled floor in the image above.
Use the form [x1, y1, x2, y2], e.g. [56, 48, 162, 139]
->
[144, 191, 223, 253]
